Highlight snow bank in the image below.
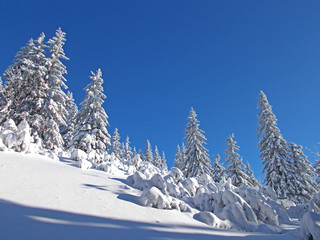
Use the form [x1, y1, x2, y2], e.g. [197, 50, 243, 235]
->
[300, 211, 320, 240]
[126, 167, 294, 234]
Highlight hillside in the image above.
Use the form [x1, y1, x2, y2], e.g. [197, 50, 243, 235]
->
[0, 151, 302, 240]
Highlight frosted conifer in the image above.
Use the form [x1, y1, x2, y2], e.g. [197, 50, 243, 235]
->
[212, 154, 226, 183]
[288, 142, 317, 202]
[161, 151, 168, 171]
[174, 145, 182, 169]
[144, 140, 153, 163]
[257, 91, 299, 201]
[245, 162, 258, 187]
[224, 133, 248, 187]
[111, 128, 121, 158]
[124, 136, 133, 162]
[184, 108, 212, 178]
[153, 146, 162, 168]
[70, 69, 111, 161]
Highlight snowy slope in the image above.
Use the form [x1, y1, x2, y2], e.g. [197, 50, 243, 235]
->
[0, 152, 300, 240]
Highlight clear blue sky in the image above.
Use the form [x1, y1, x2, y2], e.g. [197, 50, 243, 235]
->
[1, 1, 320, 180]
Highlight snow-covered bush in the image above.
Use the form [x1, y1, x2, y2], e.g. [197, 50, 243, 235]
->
[78, 158, 92, 170]
[71, 148, 87, 161]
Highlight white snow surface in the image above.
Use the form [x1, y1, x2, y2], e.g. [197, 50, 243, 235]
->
[0, 152, 302, 240]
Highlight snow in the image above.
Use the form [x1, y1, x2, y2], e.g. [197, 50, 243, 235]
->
[0, 151, 303, 239]
[300, 212, 320, 239]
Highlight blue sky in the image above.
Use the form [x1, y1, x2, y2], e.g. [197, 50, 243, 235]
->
[1, 1, 320, 180]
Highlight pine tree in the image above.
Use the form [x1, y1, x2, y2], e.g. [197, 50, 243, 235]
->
[289, 142, 317, 202]
[314, 160, 320, 186]
[224, 133, 248, 187]
[153, 146, 162, 168]
[245, 162, 258, 187]
[1, 34, 49, 145]
[124, 136, 132, 162]
[212, 154, 226, 183]
[62, 91, 78, 145]
[161, 151, 168, 171]
[70, 69, 111, 161]
[257, 91, 299, 201]
[110, 128, 121, 158]
[42, 28, 69, 149]
[144, 140, 153, 163]
[184, 108, 212, 178]
[174, 145, 182, 169]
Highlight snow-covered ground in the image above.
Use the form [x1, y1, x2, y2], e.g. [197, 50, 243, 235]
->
[0, 152, 301, 240]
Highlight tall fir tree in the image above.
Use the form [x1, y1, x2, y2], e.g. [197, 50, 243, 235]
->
[1, 33, 49, 145]
[144, 140, 153, 163]
[224, 133, 249, 187]
[110, 128, 121, 158]
[70, 69, 111, 160]
[257, 91, 301, 201]
[184, 108, 212, 178]
[42, 28, 69, 149]
[212, 154, 226, 183]
[288, 142, 317, 202]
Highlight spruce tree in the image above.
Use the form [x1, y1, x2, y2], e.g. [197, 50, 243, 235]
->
[153, 146, 161, 168]
[62, 91, 78, 145]
[289, 142, 317, 202]
[42, 28, 69, 149]
[174, 145, 182, 169]
[70, 69, 111, 160]
[111, 128, 121, 158]
[224, 133, 248, 187]
[212, 154, 226, 183]
[161, 151, 168, 171]
[257, 91, 299, 201]
[1, 33, 49, 146]
[184, 108, 212, 178]
[144, 140, 153, 163]
[124, 136, 132, 162]
[245, 162, 258, 187]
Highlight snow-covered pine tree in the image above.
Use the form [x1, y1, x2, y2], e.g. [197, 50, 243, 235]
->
[161, 151, 168, 171]
[1, 33, 49, 146]
[224, 133, 249, 187]
[315, 161, 320, 186]
[132, 147, 137, 158]
[42, 28, 69, 150]
[153, 146, 161, 168]
[184, 108, 212, 178]
[288, 142, 317, 202]
[124, 136, 133, 162]
[245, 162, 258, 187]
[174, 145, 182, 169]
[70, 69, 111, 161]
[120, 142, 126, 160]
[212, 154, 226, 183]
[62, 91, 78, 145]
[144, 140, 153, 163]
[110, 128, 121, 158]
[257, 91, 300, 201]
[138, 149, 144, 161]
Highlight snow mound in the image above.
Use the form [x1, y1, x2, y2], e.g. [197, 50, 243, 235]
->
[300, 211, 320, 240]
[194, 211, 232, 229]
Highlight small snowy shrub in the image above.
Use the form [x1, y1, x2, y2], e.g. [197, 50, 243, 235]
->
[78, 159, 92, 170]
[71, 148, 87, 161]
